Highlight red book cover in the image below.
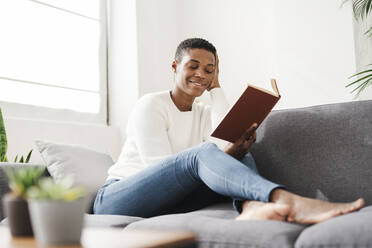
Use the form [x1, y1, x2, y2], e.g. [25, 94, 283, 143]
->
[211, 79, 281, 143]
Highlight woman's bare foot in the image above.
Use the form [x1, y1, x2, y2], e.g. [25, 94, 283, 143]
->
[236, 201, 290, 221]
[271, 189, 365, 224]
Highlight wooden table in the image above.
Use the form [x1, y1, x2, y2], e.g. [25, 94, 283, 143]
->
[0, 226, 196, 248]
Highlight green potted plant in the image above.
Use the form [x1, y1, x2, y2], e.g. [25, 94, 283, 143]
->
[27, 177, 87, 246]
[2, 167, 45, 236]
[0, 107, 7, 163]
[0, 107, 33, 163]
[1, 106, 40, 237]
[344, 0, 372, 97]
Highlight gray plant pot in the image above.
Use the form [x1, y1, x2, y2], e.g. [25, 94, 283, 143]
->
[28, 197, 87, 246]
[2, 194, 33, 236]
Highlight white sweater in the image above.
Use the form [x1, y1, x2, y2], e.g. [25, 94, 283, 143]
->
[107, 88, 230, 180]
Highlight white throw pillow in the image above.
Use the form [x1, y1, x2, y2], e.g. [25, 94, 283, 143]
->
[34, 140, 113, 196]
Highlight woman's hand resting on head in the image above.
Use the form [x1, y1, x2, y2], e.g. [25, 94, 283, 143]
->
[223, 123, 258, 160]
[207, 53, 221, 91]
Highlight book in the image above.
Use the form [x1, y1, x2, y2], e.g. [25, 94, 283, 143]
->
[211, 79, 281, 143]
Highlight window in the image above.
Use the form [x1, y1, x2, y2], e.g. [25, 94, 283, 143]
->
[0, 0, 107, 124]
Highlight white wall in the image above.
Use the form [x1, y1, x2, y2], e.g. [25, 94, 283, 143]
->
[3, 0, 365, 164]
[107, 0, 139, 140]
[136, 0, 179, 95]
[132, 0, 357, 110]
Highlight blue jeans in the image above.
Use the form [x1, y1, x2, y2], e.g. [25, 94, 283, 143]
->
[93, 142, 281, 217]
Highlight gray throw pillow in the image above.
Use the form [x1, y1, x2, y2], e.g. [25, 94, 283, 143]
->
[34, 140, 114, 208]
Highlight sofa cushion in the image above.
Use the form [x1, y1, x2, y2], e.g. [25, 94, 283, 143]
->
[34, 140, 114, 213]
[126, 203, 306, 248]
[84, 214, 143, 228]
[1, 214, 143, 229]
[251, 100, 372, 205]
[295, 208, 372, 247]
[35, 140, 113, 193]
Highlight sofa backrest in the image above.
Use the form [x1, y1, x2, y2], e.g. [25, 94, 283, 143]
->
[251, 99, 372, 205]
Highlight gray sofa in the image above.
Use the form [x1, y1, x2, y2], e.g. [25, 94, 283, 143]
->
[1, 99, 372, 247]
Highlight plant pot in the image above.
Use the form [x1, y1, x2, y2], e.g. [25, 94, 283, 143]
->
[28, 197, 87, 246]
[2, 193, 33, 236]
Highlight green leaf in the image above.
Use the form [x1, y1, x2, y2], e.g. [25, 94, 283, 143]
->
[19, 156, 24, 163]
[4, 167, 44, 197]
[14, 155, 18, 163]
[353, 79, 371, 98]
[352, 0, 372, 20]
[25, 149, 33, 163]
[349, 69, 372, 78]
[346, 73, 372, 87]
[350, 78, 369, 93]
[350, 77, 372, 98]
[366, 0, 372, 17]
[0, 107, 8, 162]
[364, 26, 372, 37]
[27, 177, 86, 201]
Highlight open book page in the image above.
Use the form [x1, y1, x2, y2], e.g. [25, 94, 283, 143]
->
[271, 78, 280, 96]
[248, 79, 280, 98]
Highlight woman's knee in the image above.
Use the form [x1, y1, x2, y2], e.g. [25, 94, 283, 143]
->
[198, 141, 219, 151]
[180, 142, 218, 159]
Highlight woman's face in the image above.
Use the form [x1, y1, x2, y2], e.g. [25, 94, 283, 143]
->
[172, 48, 216, 97]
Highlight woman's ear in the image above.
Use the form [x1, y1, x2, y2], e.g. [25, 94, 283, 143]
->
[172, 61, 177, 73]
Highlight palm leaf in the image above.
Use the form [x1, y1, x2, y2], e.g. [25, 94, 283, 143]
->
[348, 68, 372, 78]
[350, 77, 372, 93]
[355, 77, 372, 97]
[351, 0, 372, 20]
[347, 73, 372, 97]
[345, 72, 372, 87]
[364, 26, 372, 36]
[346, 64, 372, 97]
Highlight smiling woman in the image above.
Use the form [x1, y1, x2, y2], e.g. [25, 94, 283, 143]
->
[93, 37, 364, 224]
[170, 48, 217, 111]
[0, 0, 107, 124]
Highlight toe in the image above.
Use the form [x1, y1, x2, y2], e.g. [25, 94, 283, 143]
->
[274, 204, 290, 216]
[343, 198, 365, 214]
[286, 210, 296, 222]
[354, 198, 365, 210]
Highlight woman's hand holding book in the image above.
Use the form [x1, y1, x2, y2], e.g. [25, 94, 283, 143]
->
[223, 123, 258, 160]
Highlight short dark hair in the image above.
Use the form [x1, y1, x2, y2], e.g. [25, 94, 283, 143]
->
[174, 38, 216, 62]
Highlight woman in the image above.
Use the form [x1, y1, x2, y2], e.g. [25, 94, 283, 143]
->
[94, 38, 364, 224]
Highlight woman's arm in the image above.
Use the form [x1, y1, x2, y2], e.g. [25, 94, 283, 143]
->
[207, 53, 230, 130]
[128, 96, 173, 166]
[203, 53, 231, 148]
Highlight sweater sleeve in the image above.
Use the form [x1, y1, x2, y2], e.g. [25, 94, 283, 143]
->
[204, 87, 231, 149]
[127, 95, 173, 167]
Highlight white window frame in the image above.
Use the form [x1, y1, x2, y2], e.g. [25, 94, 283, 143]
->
[0, 0, 108, 125]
